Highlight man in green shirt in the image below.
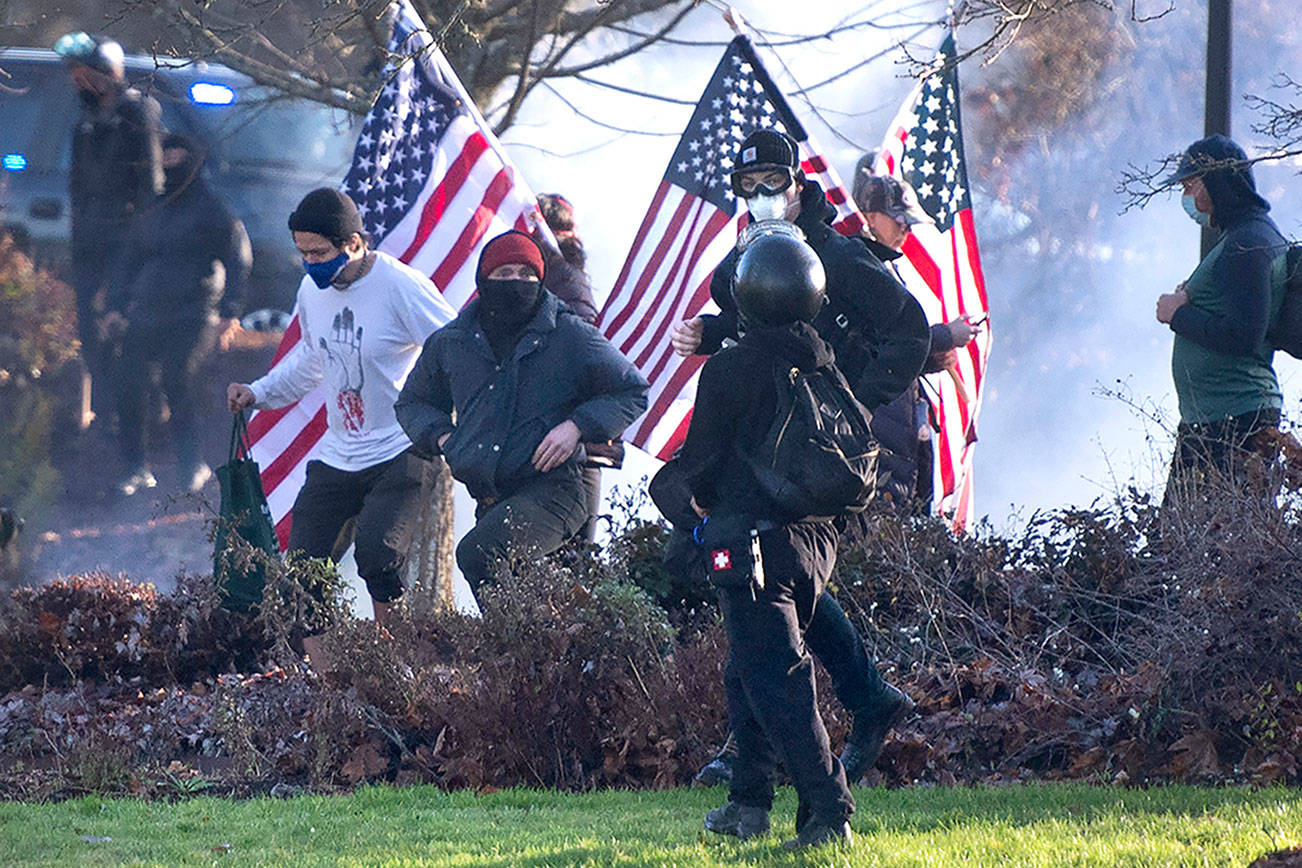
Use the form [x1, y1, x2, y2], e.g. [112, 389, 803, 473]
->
[1155, 135, 1288, 505]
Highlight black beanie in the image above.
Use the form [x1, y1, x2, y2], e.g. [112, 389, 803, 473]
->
[288, 188, 364, 246]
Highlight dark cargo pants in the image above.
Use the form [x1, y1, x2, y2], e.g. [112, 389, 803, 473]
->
[719, 519, 855, 829]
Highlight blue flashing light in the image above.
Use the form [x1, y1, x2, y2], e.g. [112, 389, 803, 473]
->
[189, 82, 236, 106]
[3, 153, 26, 172]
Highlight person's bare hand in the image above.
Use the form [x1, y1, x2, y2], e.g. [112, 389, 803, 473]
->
[947, 317, 979, 348]
[227, 383, 256, 413]
[670, 317, 704, 357]
[217, 317, 243, 351]
[691, 495, 708, 518]
[438, 432, 451, 450]
[1156, 290, 1188, 324]
[532, 420, 581, 472]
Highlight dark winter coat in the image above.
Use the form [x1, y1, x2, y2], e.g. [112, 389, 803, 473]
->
[69, 87, 163, 254]
[395, 291, 648, 501]
[855, 236, 954, 506]
[543, 255, 599, 324]
[108, 175, 252, 327]
[696, 180, 930, 411]
[1168, 135, 1287, 424]
[678, 321, 838, 521]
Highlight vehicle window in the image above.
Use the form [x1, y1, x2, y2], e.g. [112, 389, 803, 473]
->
[177, 83, 358, 176]
[0, 60, 78, 172]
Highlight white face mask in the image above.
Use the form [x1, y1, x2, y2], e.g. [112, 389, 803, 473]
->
[1182, 193, 1211, 228]
[747, 193, 787, 223]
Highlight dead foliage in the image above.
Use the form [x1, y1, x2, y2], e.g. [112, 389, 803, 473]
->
[3, 479, 1302, 797]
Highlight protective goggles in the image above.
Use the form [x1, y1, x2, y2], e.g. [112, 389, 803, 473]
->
[731, 167, 795, 200]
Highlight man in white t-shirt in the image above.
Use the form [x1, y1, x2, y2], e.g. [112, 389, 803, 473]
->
[227, 189, 456, 636]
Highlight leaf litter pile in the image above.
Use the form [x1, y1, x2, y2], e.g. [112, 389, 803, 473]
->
[3, 483, 1302, 801]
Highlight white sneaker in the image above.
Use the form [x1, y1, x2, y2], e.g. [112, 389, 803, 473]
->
[119, 468, 158, 496]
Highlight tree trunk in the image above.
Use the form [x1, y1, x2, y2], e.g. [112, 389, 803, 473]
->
[406, 455, 456, 615]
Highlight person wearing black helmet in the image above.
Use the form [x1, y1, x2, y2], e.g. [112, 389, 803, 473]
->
[104, 133, 252, 495]
[681, 129, 921, 789]
[55, 32, 163, 425]
[681, 231, 856, 849]
[1156, 134, 1289, 507]
[670, 128, 930, 410]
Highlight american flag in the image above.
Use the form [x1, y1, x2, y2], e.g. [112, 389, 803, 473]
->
[598, 35, 864, 461]
[873, 32, 991, 529]
[246, 0, 544, 547]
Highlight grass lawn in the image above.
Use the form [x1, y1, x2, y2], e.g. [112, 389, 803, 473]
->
[1, 783, 1299, 866]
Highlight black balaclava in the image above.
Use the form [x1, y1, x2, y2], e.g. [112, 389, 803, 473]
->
[475, 231, 546, 355]
[162, 133, 203, 196]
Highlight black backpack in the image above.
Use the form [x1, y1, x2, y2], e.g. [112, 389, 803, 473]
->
[744, 362, 879, 517]
[1267, 243, 1302, 359]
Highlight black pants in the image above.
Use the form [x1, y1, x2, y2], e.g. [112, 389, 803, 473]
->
[720, 519, 854, 828]
[1163, 408, 1281, 510]
[457, 469, 589, 590]
[71, 238, 124, 416]
[287, 450, 428, 603]
[805, 590, 888, 714]
[112, 320, 213, 473]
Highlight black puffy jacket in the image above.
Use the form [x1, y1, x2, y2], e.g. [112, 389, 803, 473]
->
[395, 291, 648, 501]
[69, 88, 162, 252]
[108, 173, 252, 326]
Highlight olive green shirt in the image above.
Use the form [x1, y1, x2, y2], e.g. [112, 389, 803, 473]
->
[1171, 233, 1286, 425]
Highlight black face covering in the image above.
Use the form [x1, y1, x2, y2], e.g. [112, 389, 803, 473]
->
[77, 87, 99, 109]
[164, 160, 201, 196]
[478, 278, 542, 337]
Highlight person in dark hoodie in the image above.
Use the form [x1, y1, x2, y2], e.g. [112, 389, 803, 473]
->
[677, 129, 918, 788]
[103, 133, 251, 494]
[55, 31, 163, 423]
[684, 231, 854, 849]
[852, 170, 982, 509]
[1155, 135, 1289, 505]
[395, 230, 648, 590]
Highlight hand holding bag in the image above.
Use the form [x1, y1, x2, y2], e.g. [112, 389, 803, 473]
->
[213, 411, 280, 610]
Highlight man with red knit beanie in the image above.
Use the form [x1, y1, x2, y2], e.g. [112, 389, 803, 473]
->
[396, 230, 648, 591]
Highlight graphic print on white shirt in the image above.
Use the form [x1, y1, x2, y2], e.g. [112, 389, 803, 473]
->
[319, 307, 366, 432]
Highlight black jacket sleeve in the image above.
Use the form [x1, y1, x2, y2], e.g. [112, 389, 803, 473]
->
[394, 335, 456, 458]
[677, 355, 740, 511]
[1170, 222, 1281, 356]
[567, 323, 650, 440]
[216, 212, 253, 320]
[823, 237, 930, 409]
[120, 96, 163, 217]
[697, 249, 741, 355]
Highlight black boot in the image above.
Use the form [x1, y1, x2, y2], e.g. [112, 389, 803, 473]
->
[782, 819, 852, 849]
[704, 801, 770, 839]
[840, 682, 913, 783]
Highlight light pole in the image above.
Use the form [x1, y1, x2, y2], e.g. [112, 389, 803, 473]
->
[1202, 0, 1232, 256]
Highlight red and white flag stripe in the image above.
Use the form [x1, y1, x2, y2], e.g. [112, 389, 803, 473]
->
[246, 1, 543, 549]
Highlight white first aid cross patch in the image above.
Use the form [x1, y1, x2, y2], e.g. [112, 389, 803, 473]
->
[712, 549, 733, 571]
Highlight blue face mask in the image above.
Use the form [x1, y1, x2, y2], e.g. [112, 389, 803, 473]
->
[302, 251, 350, 289]
[1182, 193, 1212, 228]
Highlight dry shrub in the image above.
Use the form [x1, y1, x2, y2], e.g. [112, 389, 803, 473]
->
[836, 477, 1302, 785]
[305, 549, 728, 791]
